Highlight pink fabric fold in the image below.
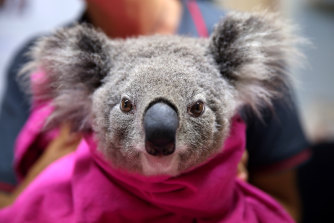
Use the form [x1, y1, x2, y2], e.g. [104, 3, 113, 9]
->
[0, 102, 294, 222]
[0, 71, 294, 222]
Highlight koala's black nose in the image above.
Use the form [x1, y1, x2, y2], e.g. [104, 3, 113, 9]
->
[144, 102, 179, 156]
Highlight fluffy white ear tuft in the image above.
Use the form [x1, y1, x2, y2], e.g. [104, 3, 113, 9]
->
[209, 11, 306, 116]
[21, 24, 113, 131]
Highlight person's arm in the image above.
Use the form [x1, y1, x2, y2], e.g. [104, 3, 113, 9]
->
[0, 37, 40, 186]
[237, 149, 304, 222]
[242, 93, 310, 223]
[0, 124, 80, 208]
[250, 169, 302, 222]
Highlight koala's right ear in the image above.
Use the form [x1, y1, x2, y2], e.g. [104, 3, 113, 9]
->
[22, 24, 114, 131]
[208, 12, 305, 117]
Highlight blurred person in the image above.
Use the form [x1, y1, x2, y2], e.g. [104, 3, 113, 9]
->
[0, 0, 27, 13]
[0, 0, 310, 221]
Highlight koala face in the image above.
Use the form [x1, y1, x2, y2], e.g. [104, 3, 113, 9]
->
[91, 36, 235, 175]
[26, 12, 300, 176]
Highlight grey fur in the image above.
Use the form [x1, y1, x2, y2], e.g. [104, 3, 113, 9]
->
[209, 12, 304, 115]
[22, 12, 303, 176]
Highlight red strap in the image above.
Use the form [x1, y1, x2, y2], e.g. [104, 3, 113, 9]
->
[0, 182, 15, 193]
[253, 149, 312, 173]
[186, 0, 209, 37]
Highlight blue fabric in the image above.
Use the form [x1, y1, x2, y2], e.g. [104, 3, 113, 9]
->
[177, 0, 225, 36]
[0, 38, 37, 184]
[177, 1, 198, 36]
[196, 0, 225, 35]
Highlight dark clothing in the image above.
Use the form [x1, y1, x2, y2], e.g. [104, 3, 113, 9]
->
[0, 38, 37, 184]
[244, 97, 310, 172]
[0, 0, 309, 185]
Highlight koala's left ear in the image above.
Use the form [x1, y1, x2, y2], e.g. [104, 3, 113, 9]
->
[209, 12, 303, 115]
[22, 24, 115, 131]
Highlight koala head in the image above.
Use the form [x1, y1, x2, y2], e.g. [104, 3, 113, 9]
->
[25, 12, 300, 176]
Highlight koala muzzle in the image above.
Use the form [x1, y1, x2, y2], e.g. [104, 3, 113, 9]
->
[144, 102, 179, 156]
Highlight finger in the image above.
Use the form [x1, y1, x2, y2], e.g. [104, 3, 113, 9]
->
[241, 150, 249, 164]
[237, 165, 248, 181]
[237, 150, 249, 181]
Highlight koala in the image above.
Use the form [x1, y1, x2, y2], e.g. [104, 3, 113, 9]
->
[23, 11, 300, 177]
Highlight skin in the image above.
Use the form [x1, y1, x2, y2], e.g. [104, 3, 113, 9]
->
[0, 124, 81, 208]
[85, 0, 182, 37]
[250, 169, 302, 222]
[0, 1, 302, 221]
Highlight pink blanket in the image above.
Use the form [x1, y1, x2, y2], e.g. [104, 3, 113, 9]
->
[0, 102, 294, 222]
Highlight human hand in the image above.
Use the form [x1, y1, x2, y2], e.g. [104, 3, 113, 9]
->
[237, 150, 249, 181]
[37, 123, 81, 168]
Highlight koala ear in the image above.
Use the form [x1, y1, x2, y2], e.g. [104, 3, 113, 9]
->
[209, 12, 303, 116]
[23, 24, 113, 131]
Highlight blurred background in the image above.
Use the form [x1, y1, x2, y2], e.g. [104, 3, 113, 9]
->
[223, 0, 334, 144]
[0, 0, 84, 103]
[1, 0, 333, 143]
[0, 0, 333, 222]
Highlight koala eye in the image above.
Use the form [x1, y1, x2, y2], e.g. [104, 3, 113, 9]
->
[120, 97, 133, 113]
[188, 101, 205, 117]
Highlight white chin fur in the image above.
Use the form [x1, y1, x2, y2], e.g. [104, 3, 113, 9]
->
[141, 152, 179, 176]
